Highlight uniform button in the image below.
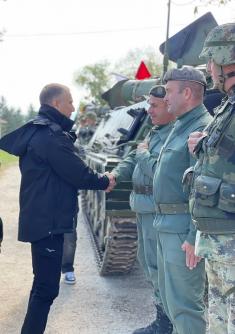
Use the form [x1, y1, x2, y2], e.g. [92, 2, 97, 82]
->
[203, 186, 207, 189]
[231, 194, 235, 198]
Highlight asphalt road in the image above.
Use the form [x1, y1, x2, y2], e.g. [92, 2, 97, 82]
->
[0, 164, 155, 334]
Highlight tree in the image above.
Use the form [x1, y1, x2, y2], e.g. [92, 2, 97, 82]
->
[74, 47, 165, 106]
[24, 104, 37, 122]
[74, 61, 111, 106]
[195, 0, 231, 13]
[0, 96, 24, 135]
[114, 47, 163, 79]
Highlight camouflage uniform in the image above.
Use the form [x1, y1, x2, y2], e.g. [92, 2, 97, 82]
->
[189, 23, 235, 334]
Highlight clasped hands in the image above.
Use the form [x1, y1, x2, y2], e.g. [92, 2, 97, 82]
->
[103, 172, 116, 193]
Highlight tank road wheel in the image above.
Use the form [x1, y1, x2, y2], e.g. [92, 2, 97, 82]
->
[99, 216, 138, 276]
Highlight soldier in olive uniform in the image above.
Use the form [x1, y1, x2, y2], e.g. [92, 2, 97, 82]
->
[153, 66, 212, 334]
[188, 23, 235, 334]
[108, 86, 175, 334]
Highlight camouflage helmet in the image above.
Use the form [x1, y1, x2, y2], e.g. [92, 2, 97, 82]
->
[199, 23, 235, 65]
[86, 111, 97, 121]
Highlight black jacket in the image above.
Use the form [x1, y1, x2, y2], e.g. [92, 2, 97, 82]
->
[0, 105, 109, 242]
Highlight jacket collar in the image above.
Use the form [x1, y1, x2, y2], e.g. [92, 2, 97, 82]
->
[38, 104, 74, 132]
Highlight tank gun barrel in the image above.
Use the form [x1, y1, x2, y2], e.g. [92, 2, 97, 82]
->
[102, 79, 160, 109]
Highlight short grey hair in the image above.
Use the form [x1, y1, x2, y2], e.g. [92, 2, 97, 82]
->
[39, 83, 68, 105]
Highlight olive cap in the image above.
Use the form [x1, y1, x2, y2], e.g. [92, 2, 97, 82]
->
[149, 85, 166, 98]
[199, 23, 235, 65]
[163, 66, 207, 87]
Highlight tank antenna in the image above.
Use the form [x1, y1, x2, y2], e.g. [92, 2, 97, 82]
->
[162, 0, 171, 80]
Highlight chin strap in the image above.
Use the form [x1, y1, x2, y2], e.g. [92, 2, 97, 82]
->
[217, 65, 226, 93]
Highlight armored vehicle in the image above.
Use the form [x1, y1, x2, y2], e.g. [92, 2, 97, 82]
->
[81, 12, 223, 276]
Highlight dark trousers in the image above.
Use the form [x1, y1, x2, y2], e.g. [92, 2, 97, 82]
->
[21, 234, 64, 334]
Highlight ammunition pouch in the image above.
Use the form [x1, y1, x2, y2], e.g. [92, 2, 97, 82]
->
[155, 203, 189, 214]
[218, 182, 235, 213]
[194, 175, 221, 207]
[133, 185, 153, 195]
[193, 175, 235, 233]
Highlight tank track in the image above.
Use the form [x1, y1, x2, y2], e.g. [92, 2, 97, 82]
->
[81, 198, 137, 276]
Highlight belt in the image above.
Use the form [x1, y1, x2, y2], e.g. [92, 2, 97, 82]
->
[193, 218, 235, 234]
[155, 203, 189, 214]
[133, 185, 153, 195]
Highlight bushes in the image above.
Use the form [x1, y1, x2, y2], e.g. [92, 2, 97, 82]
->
[0, 150, 17, 169]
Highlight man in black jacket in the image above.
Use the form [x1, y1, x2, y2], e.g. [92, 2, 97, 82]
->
[0, 83, 113, 334]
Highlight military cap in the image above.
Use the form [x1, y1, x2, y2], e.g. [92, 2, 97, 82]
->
[199, 23, 235, 65]
[163, 66, 207, 87]
[149, 85, 166, 98]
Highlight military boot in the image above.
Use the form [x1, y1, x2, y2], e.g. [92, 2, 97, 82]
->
[132, 305, 173, 334]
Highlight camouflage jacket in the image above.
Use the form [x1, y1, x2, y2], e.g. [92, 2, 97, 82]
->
[190, 87, 235, 261]
[112, 123, 173, 214]
[190, 88, 235, 234]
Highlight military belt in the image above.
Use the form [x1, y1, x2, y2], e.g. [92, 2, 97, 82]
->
[193, 218, 235, 234]
[155, 203, 189, 214]
[133, 185, 153, 195]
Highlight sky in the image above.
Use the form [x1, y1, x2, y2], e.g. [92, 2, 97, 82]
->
[0, 0, 234, 113]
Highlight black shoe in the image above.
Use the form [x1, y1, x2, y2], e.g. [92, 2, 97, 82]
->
[132, 305, 173, 334]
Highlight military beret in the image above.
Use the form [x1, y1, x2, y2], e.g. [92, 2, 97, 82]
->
[149, 85, 166, 98]
[163, 66, 207, 87]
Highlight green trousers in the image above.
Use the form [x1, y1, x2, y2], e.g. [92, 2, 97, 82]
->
[136, 213, 161, 305]
[156, 231, 206, 334]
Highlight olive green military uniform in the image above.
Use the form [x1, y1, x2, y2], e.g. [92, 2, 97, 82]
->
[153, 105, 212, 334]
[112, 123, 172, 306]
[191, 94, 235, 334]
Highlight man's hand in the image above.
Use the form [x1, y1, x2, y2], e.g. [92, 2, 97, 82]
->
[188, 131, 207, 155]
[137, 141, 148, 151]
[103, 172, 116, 193]
[181, 241, 201, 270]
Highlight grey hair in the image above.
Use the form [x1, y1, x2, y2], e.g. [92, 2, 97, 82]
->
[39, 83, 68, 105]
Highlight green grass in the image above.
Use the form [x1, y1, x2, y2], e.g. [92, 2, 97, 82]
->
[0, 150, 18, 168]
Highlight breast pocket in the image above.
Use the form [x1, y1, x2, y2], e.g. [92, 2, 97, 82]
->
[194, 175, 221, 207]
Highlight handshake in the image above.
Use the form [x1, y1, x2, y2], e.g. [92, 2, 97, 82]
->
[103, 172, 116, 193]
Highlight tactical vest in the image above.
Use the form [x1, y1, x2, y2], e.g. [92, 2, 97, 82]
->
[189, 97, 235, 234]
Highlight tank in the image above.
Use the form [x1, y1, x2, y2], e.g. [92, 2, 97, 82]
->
[81, 98, 153, 275]
[81, 12, 224, 276]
